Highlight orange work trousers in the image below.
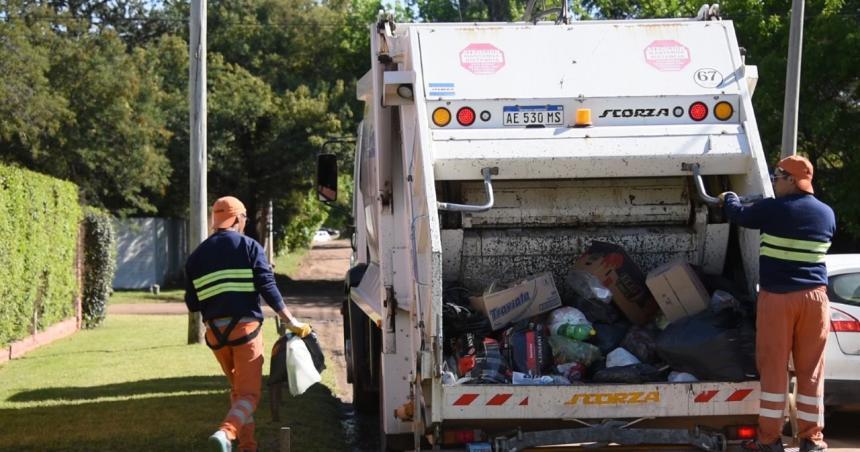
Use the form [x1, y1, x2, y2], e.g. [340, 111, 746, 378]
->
[206, 321, 264, 452]
[756, 287, 829, 448]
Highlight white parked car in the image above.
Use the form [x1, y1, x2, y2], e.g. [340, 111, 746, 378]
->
[824, 254, 860, 411]
[313, 230, 332, 243]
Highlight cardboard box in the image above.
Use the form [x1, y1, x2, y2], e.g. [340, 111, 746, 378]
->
[573, 241, 658, 325]
[646, 260, 710, 323]
[470, 272, 562, 331]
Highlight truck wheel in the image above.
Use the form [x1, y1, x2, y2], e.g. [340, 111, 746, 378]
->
[349, 299, 379, 413]
[381, 433, 415, 452]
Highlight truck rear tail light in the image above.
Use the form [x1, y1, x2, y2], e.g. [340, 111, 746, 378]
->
[689, 102, 709, 121]
[725, 425, 757, 440]
[442, 429, 483, 445]
[432, 107, 451, 127]
[714, 101, 734, 121]
[831, 307, 860, 332]
[457, 107, 476, 126]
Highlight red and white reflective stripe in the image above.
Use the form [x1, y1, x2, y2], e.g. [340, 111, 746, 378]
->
[797, 409, 824, 424]
[760, 391, 785, 403]
[694, 388, 754, 403]
[486, 394, 512, 406]
[452, 393, 529, 406]
[796, 394, 823, 407]
[760, 407, 784, 419]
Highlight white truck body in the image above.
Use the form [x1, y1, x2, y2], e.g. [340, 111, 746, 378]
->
[340, 16, 772, 450]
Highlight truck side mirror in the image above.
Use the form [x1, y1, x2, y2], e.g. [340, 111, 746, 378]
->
[317, 153, 338, 203]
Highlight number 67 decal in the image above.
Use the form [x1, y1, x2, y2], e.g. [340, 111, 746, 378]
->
[694, 68, 723, 88]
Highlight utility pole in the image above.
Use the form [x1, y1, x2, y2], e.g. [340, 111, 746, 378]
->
[188, 0, 207, 344]
[781, 0, 804, 158]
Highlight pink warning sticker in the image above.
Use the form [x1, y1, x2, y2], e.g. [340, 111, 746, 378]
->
[644, 40, 691, 72]
[460, 43, 506, 75]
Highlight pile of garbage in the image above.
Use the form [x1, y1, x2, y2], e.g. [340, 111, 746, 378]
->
[442, 241, 757, 386]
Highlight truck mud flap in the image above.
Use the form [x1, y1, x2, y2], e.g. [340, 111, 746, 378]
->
[494, 424, 727, 452]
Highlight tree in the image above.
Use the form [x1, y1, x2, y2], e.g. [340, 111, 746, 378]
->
[0, 8, 173, 215]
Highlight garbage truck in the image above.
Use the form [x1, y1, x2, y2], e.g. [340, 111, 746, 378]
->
[317, 8, 773, 451]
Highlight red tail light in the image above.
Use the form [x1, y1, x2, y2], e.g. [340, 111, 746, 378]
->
[831, 307, 860, 332]
[689, 102, 709, 121]
[737, 426, 757, 439]
[442, 429, 482, 444]
[725, 425, 757, 440]
[457, 107, 476, 126]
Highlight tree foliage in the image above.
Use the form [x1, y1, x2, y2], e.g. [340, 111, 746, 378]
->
[1, 0, 857, 250]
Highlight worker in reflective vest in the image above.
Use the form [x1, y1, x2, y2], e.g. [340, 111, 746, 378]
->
[720, 155, 836, 452]
[185, 196, 312, 452]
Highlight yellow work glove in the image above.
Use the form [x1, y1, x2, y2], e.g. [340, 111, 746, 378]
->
[287, 321, 312, 338]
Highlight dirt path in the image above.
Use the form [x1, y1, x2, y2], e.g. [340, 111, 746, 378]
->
[108, 239, 353, 402]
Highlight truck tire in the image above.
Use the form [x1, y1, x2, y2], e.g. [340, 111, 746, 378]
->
[344, 265, 368, 385]
[381, 433, 415, 452]
[348, 299, 380, 413]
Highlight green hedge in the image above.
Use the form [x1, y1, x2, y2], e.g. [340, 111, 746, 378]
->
[81, 208, 116, 328]
[0, 164, 82, 347]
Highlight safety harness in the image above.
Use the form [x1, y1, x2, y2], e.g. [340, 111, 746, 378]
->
[205, 316, 262, 350]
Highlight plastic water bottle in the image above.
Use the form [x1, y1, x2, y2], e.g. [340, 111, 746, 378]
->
[556, 323, 596, 341]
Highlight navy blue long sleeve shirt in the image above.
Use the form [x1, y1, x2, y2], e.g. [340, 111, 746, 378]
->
[723, 193, 835, 293]
[185, 230, 286, 321]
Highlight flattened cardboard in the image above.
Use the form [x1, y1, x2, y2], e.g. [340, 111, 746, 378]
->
[470, 272, 562, 331]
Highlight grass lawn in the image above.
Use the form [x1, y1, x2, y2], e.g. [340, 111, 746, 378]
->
[0, 315, 346, 451]
[273, 247, 308, 277]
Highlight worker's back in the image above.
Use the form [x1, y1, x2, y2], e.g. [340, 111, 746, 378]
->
[185, 230, 268, 321]
[732, 194, 835, 292]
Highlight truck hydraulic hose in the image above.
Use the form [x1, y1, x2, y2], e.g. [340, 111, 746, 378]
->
[683, 163, 763, 206]
[437, 167, 499, 213]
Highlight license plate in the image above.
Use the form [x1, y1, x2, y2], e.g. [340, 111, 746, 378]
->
[503, 105, 564, 127]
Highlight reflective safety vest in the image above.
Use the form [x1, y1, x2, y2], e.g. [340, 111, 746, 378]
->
[760, 233, 831, 264]
[193, 268, 255, 301]
[192, 268, 261, 350]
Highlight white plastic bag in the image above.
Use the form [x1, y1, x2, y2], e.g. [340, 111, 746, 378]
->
[606, 347, 640, 368]
[511, 372, 554, 385]
[668, 371, 699, 382]
[286, 335, 322, 396]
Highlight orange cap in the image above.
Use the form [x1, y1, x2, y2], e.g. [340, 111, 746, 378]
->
[777, 155, 814, 194]
[211, 196, 246, 229]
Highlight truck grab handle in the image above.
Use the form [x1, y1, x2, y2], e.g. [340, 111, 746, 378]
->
[683, 163, 762, 206]
[437, 167, 499, 213]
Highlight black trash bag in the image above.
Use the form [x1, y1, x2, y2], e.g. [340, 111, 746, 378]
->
[588, 322, 630, 354]
[269, 332, 326, 386]
[592, 363, 667, 384]
[502, 320, 553, 376]
[738, 318, 758, 378]
[563, 270, 623, 324]
[466, 338, 510, 384]
[656, 309, 753, 381]
[586, 358, 606, 381]
[620, 325, 659, 364]
[443, 286, 492, 356]
[697, 271, 755, 307]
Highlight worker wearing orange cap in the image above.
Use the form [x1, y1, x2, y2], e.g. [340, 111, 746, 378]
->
[185, 196, 312, 452]
[719, 156, 836, 452]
